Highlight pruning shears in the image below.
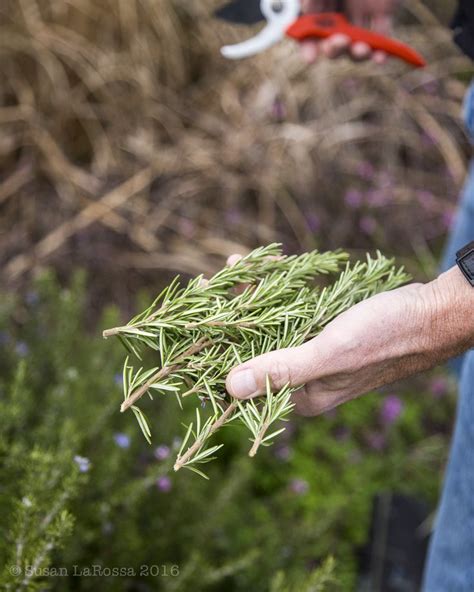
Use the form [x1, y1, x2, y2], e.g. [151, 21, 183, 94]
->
[216, 0, 426, 68]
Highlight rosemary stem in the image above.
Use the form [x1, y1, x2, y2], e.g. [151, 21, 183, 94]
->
[120, 337, 212, 412]
[248, 421, 270, 458]
[173, 402, 238, 471]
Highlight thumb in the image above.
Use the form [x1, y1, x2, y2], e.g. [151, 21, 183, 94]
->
[226, 341, 318, 400]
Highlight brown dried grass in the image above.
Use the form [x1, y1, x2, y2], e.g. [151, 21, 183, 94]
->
[0, 0, 472, 309]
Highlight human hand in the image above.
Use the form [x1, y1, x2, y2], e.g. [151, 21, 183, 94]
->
[226, 265, 474, 416]
[300, 0, 399, 64]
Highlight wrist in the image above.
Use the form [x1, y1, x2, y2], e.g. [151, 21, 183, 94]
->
[419, 266, 474, 360]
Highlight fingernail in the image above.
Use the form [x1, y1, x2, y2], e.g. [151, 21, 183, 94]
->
[229, 369, 257, 399]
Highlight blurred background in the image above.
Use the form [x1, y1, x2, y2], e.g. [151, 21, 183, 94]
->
[0, 0, 472, 590]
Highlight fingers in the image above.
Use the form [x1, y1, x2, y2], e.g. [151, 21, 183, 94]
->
[350, 41, 371, 61]
[300, 36, 387, 65]
[300, 40, 320, 64]
[226, 341, 319, 400]
[299, 1, 395, 66]
[291, 385, 346, 417]
[321, 34, 351, 59]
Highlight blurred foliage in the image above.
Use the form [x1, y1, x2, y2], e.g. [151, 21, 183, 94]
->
[0, 272, 457, 590]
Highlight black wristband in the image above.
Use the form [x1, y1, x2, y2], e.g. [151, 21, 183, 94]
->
[456, 241, 474, 286]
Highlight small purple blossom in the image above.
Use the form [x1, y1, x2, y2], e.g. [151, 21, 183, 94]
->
[289, 478, 309, 495]
[359, 215, 377, 236]
[15, 342, 29, 357]
[380, 395, 404, 425]
[344, 189, 363, 209]
[274, 445, 292, 461]
[357, 161, 375, 180]
[0, 332, 9, 346]
[74, 455, 91, 473]
[114, 433, 130, 449]
[271, 97, 287, 121]
[154, 445, 170, 461]
[157, 476, 172, 493]
[429, 376, 449, 399]
[114, 373, 123, 386]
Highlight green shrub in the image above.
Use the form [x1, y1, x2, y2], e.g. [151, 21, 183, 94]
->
[0, 272, 455, 591]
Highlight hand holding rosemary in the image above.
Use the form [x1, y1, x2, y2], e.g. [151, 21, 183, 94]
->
[103, 245, 409, 477]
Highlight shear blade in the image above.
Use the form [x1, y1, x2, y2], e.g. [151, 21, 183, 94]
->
[214, 0, 265, 25]
[221, 21, 285, 59]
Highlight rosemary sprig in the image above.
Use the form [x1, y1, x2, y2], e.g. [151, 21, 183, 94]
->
[104, 244, 409, 476]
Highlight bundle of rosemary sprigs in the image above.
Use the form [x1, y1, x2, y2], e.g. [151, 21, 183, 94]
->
[104, 245, 408, 477]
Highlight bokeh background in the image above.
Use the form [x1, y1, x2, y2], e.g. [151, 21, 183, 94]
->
[0, 1, 472, 590]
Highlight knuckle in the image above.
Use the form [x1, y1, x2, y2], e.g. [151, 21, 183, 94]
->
[267, 359, 292, 390]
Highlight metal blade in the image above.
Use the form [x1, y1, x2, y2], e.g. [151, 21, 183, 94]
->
[220, 21, 285, 59]
[215, 0, 265, 25]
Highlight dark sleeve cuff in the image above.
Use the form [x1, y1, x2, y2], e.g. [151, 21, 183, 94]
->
[453, 27, 474, 60]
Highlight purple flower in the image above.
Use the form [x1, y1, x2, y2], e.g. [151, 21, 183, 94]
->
[289, 478, 309, 495]
[274, 445, 292, 461]
[271, 97, 287, 121]
[114, 373, 123, 386]
[74, 455, 91, 473]
[344, 189, 363, 209]
[0, 332, 9, 346]
[429, 376, 449, 399]
[357, 161, 375, 180]
[157, 476, 172, 493]
[359, 215, 377, 236]
[15, 342, 29, 357]
[380, 395, 403, 425]
[154, 445, 170, 461]
[114, 433, 130, 449]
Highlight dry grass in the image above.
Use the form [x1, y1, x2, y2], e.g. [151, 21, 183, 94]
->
[0, 0, 472, 310]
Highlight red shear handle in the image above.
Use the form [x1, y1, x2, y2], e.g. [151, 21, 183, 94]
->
[286, 13, 426, 68]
